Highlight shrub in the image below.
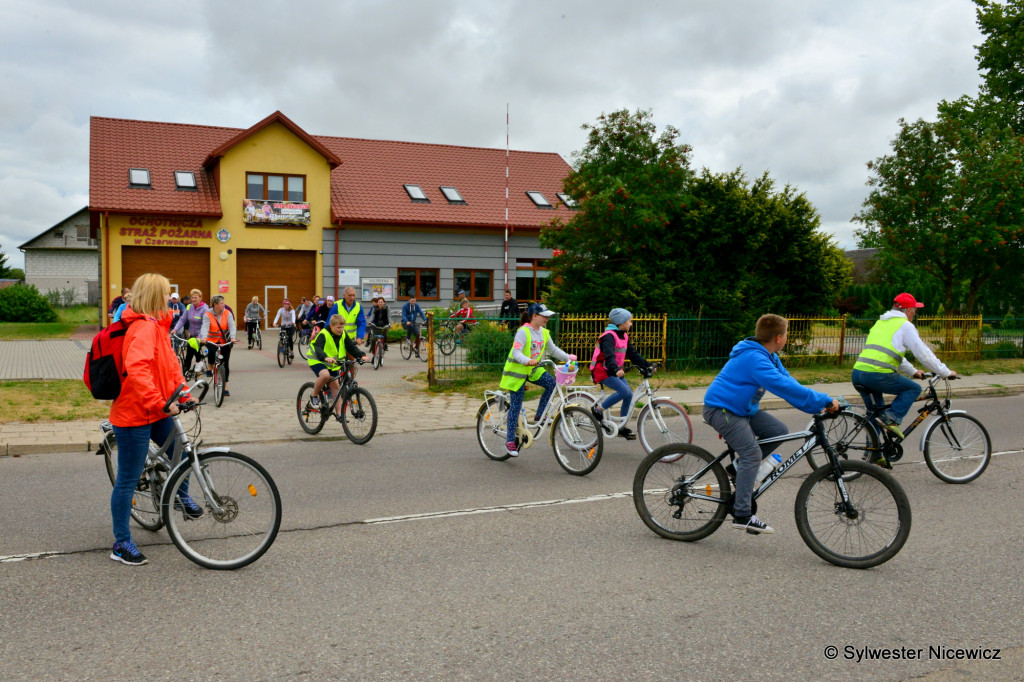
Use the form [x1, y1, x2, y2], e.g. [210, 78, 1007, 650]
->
[61, 287, 77, 307]
[44, 288, 62, 308]
[0, 284, 58, 322]
[463, 320, 514, 368]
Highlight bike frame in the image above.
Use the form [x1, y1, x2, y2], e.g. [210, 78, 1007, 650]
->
[483, 360, 580, 447]
[854, 375, 963, 453]
[582, 378, 655, 428]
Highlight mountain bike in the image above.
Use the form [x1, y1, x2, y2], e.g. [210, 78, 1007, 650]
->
[246, 319, 262, 350]
[204, 340, 234, 407]
[98, 382, 281, 570]
[476, 360, 605, 476]
[633, 404, 912, 569]
[805, 374, 991, 484]
[297, 322, 314, 359]
[276, 326, 295, 368]
[400, 322, 428, 362]
[368, 323, 389, 370]
[563, 363, 692, 453]
[296, 358, 377, 444]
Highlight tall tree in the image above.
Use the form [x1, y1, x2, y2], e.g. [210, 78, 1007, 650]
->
[0, 243, 12, 279]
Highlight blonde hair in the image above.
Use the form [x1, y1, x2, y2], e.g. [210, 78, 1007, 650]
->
[190, 288, 202, 298]
[131, 273, 171, 318]
[251, 296, 259, 303]
[754, 314, 788, 343]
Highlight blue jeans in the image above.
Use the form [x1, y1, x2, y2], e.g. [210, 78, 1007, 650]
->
[110, 418, 175, 544]
[599, 375, 633, 418]
[506, 372, 557, 442]
[851, 369, 922, 423]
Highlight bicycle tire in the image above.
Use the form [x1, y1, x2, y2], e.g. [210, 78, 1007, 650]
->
[162, 452, 281, 570]
[102, 435, 164, 531]
[633, 443, 730, 542]
[297, 333, 309, 360]
[562, 389, 598, 409]
[476, 396, 512, 461]
[286, 340, 293, 365]
[804, 411, 879, 481]
[296, 382, 328, 435]
[437, 329, 457, 356]
[637, 399, 693, 454]
[794, 460, 911, 569]
[551, 405, 603, 476]
[341, 387, 378, 444]
[277, 340, 286, 368]
[256, 329, 262, 351]
[372, 342, 383, 370]
[922, 413, 991, 483]
[401, 337, 413, 360]
[214, 365, 225, 407]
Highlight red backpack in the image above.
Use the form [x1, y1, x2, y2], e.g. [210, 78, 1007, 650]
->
[83, 319, 135, 399]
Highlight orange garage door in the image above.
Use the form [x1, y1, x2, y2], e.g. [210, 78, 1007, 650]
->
[121, 246, 211, 300]
[236, 249, 316, 326]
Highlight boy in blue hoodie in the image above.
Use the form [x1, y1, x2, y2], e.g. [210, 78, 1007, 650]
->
[703, 314, 838, 535]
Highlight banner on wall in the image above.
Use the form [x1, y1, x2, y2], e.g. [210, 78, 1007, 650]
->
[361, 278, 395, 301]
[218, 280, 229, 293]
[243, 199, 311, 226]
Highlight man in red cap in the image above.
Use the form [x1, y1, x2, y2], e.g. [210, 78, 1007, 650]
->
[852, 293, 957, 449]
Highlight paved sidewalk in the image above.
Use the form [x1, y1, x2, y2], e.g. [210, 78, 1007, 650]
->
[2, 339, 1024, 454]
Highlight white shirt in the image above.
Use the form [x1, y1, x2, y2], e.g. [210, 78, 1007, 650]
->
[274, 307, 296, 327]
[879, 311, 953, 378]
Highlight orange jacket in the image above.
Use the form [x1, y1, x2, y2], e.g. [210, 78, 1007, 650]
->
[109, 307, 187, 427]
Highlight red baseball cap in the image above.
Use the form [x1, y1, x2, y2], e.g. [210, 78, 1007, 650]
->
[894, 293, 924, 308]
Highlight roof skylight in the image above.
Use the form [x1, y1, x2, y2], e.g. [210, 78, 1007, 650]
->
[129, 168, 151, 187]
[526, 191, 553, 208]
[404, 184, 430, 202]
[174, 171, 197, 189]
[440, 186, 466, 204]
[557, 193, 577, 208]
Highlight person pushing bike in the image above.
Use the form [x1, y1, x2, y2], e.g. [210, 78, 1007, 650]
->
[852, 293, 956, 445]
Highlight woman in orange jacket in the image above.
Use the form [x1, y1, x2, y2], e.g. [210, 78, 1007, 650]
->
[108, 273, 197, 566]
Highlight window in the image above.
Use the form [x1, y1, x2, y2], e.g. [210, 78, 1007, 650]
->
[556, 192, 577, 208]
[516, 259, 551, 302]
[454, 270, 492, 299]
[246, 173, 305, 201]
[526, 190, 553, 208]
[404, 184, 430, 202]
[440, 186, 466, 204]
[174, 171, 197, 190]
[128, 168, 151, 187]
[398, 268, 439, 299]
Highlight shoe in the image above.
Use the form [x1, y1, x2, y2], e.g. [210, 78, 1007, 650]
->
[335, 414, 345, 423]
[110, 540, 148, 566]
[879, 415, 906, 440]
[289, 353, 295, 360]
[173, 495, 205, 519]
[590, 404, 604, 423]
[223, 389, 230, 397]
[505, 441, 519, 457]
[872, 456, 893, 470]
[310, 396, 320, 408]
[618, 427, 637, 441]
[732, 515, 774, 535]
[206, 370, 213, 377]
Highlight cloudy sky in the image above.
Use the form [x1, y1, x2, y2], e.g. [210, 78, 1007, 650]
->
[0, 0, 984, 269]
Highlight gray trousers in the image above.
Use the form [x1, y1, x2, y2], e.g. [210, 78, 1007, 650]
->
[702, 405, 787, 519]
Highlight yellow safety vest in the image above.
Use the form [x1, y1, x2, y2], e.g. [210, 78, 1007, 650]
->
[308, 328, 342, 368]
[853, 317, 907, 373]
[499, 325, 549, 391]
[340, 302, 361, 339]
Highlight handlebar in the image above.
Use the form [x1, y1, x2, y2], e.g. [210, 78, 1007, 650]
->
[162, 381, 206, 413]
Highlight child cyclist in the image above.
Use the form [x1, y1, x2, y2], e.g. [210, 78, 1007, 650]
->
[588, 307, 653, 440]
[703, 314, 839, 535]
[499, 303, 576, 457]
[307, 314, 366, 421]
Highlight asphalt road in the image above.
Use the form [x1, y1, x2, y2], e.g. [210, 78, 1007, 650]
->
[2, 395, 1023, 681]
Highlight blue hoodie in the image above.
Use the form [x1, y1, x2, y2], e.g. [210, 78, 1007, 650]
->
[703, 338, 832, 416]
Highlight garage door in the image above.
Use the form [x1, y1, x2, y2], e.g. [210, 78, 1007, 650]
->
[236, 249, 316, 327]
[121, 246, 211, 300]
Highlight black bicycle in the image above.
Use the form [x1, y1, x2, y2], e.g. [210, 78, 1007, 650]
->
[805, 374, 991, 484]
[368, 323, 389, 370]
[633, 405, 912, 569]
[297, 321, 316, 359]
[296, 358, 377, 444]
[276, 326, 295, 368]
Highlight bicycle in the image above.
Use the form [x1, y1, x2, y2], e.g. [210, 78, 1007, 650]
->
[435, 319, 459, 356]
[805, 373, 991, 484]
[475, 360, 605, 476]
[296, 358, 378, 443]
[632, 403, 912, 569]
[204, 340, 235, 408]
[297, 322, 315, 359]
[99, 382, 282, 570]
[400, 322, 428, 362]
[276, 326, 295, 368]
[368, 323, 389, 370]
[563, 364, 692, 454]
[172, 333, 192, 379]
[246, 319, 263, 351]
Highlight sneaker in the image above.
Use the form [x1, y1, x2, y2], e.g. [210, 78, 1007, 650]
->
[110, 540, 148, 566]
[732, 515, 774, 535]
[590, 404, 604, 423]
[223, 389, 230, 397]
[879, 415, 905, 440]
[335, 414, 345, 424]
[872, 456, 893, 470]
[618, 427, 637, 441]
[310, 396, 320, 408]
[505, 441, 519, 457]
[173, 495, 205, 519]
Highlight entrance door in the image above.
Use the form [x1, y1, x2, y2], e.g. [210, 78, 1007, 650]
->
[265, 286, 286, 329]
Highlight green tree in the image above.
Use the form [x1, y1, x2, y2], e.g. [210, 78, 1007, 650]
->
[0, 243, 12, 278]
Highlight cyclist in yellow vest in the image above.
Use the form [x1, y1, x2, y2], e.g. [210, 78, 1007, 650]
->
[307, 314, 366, 419]
[327, 286, 366, 345]
[852, 293, 956, 443]
[499, 303, 576, 457]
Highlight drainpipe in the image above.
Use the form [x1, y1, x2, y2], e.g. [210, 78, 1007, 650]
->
[103, 212, 110, 328]
[334, 219, 341, 300]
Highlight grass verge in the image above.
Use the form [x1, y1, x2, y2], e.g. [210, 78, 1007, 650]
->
[0, 305, 100, 340]
[0, 380, 110, 424]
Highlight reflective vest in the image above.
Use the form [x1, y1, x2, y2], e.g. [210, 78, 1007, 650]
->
[499, 325, 549, 391]
[853, 317, 907, 373]
[340, 302, 361, 339]
[590, 329, 627, 383]
[308, 328, 342, 368]
[205, 308, 231, 344]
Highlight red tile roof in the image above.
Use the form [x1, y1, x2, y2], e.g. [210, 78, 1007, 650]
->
[90, 113, 573, 230]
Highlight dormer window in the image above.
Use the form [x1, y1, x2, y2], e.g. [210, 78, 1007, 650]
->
[440, 186, 466, 204]
[404, 184, 430, 203]
[174, 171, 197, 190]
[557, 193, 578, 208]
[526, 190, 553, 208]
[129, 168, 151, 187]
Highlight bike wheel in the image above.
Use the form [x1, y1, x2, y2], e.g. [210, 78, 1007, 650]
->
[401, 337, 413, 360]
[562, 389, 598, 409]
[296, 382, 328, 435]
[102, 435, 164, 531]
[418, 338, 427, 362]
[372, 343, 383, 370]
[341, 387, 378, 444]
[922, 413, 991, 483]
[551, 405, 603, 476]
[794, 460, 911, 569]
[476, 396, 512, 461]
[633, 443, 729, 542]
[437, 329, 457, 356]
[162, 452, 281, 570]
[214, 366, 225, 407]
[804, 411, 879, 481]
[637, 399, 693, 454]
[298, 332, 310, 359]
[256, 330, 262, 351]
[286, 340, 293, 365]
[277, 340, 286, 368]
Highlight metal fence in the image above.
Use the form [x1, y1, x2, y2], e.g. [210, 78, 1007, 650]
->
[426, 313, 1024, 386]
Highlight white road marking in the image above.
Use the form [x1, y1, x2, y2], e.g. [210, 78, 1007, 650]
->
[363, 491, 632, 525]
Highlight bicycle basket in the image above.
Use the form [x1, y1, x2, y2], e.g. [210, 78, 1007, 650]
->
[555, 367, 578, 386]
